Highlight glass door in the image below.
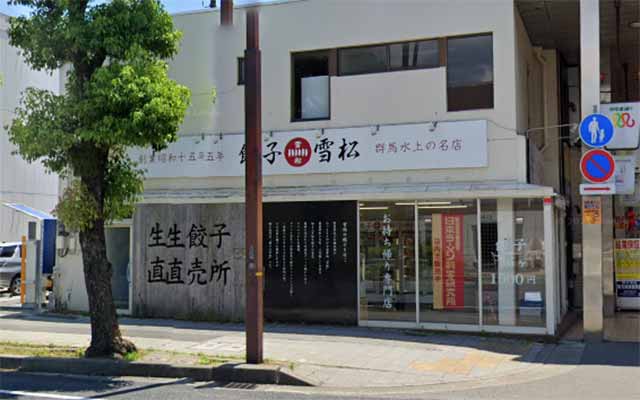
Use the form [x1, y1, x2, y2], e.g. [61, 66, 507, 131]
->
[359, 202, 416, 322]
[417, 200, 479, 325]
[106, 226, 131, 312]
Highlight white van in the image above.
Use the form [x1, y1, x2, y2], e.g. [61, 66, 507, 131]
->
[0, 242, 22, 296]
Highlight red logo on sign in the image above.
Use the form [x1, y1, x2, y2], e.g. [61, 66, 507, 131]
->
[284, 137, 312, 167]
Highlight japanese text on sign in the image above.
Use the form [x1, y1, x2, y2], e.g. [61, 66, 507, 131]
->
[129, 120, 488, 178]
[146, 222, 232, 286]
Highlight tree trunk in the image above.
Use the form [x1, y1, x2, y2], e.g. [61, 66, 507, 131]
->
[79, 218, 136, 357]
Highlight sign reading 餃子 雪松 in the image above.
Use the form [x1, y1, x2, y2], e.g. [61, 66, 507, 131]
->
[432, 214, 465, 310]
[129, 120, 488, 178]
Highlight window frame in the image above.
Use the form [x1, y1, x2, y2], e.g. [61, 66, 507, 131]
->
[337, 38, 441, 77]
[290, 49, 332, 122]
[445, 32, 495, 112]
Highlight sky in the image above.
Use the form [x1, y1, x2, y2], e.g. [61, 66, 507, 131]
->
[0, 0, 268, 17]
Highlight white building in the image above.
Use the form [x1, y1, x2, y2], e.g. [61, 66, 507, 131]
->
[54, 0, 639, 341]
[0, 13, 60, 243]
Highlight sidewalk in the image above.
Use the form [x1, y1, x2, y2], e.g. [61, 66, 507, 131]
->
[0, 305, 586, 391]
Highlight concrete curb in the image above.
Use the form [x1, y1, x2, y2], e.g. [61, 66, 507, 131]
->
[0, 355, 314, 386]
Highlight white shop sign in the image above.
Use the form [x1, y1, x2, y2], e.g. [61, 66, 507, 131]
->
[129, 120, 488, 178]
[614, 155, 636, 195]
[602, 102, 640, 150]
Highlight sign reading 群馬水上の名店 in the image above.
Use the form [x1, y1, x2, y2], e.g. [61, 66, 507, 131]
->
[263, 201, 358, 324]
[128, 120, 488, 178]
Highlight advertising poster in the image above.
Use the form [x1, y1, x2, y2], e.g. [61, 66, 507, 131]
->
[614, 239, 640, 310]
[582, 197, 602, 225]
[432, 214, 465, 309]
[432, 215, 443, 309]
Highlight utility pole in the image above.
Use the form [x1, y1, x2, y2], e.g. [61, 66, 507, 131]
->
[244, 7, 264, 364]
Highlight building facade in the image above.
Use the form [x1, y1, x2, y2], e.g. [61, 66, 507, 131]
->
[0, 13, 60, 243]
[53, 0, 639, 340]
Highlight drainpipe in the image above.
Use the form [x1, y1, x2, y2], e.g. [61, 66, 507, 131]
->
[221, 0, 233, 26]
[534, 47, 549, 154]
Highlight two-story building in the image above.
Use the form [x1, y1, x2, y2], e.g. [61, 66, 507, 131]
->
[53, 0, 639, 341]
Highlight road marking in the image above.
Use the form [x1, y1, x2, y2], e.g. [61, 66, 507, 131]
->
[0, 389, 104, 400]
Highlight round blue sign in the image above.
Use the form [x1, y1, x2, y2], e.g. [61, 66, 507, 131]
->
[579, 113, 615, 148]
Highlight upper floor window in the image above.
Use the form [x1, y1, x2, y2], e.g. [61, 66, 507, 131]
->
[338, 39, 440, 76]
[446, 34, 494, 111]
[292, 50, 330, 121]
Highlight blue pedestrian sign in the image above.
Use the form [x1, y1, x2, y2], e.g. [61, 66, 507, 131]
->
[580, 113, 615, 148]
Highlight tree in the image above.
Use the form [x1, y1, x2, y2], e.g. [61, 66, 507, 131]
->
[7, 0, 190, 357]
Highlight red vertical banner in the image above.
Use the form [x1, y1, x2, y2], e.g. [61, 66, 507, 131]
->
[432, 214, 443, 310]
[442, 214, 464, 309]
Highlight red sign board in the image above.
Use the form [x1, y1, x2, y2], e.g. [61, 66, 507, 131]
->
[432, 214, 465, 309]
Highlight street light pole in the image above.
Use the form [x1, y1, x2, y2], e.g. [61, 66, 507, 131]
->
[244, 7, 264, 364]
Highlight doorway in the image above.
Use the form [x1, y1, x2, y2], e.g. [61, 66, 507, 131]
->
[106, 225, 131, 314]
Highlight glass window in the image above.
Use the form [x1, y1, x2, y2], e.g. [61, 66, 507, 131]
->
[417, 200, 479, 325]
[389, 40, 439, 70]
[0, 246, 17, 258]
[292, 51, 330, 121]
[483, 199, 546, 327]
[447, 34, 494, 111]
[359, 202, 416, 322]
[339, 45, 388, 75]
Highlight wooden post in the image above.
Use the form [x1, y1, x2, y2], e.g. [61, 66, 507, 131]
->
[244, 7, 263, 364]
[221, 0, 233, 26]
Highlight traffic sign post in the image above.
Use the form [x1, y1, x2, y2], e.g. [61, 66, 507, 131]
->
[580, 113, 615, 148]
[580, 148, 616, 184]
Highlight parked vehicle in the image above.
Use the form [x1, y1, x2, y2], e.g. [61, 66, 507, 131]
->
[0, 242, 22, 296]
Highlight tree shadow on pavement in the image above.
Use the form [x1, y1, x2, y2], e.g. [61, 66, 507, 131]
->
[0, 371, 192, 398]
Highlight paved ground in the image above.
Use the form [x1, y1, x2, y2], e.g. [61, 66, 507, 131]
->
[1, 345, 639, 400]
[0, 304, 638, 397]
[0, 305, 587, 390]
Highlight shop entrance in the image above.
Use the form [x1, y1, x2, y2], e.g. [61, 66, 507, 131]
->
[608, 190, 640, 341]
[106, 225, 131, 313]
[358, 198, 554, 334]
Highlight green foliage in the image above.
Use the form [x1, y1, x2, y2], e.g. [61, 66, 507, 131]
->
[7, 0, 191, 229]
[122, 350, 142, 362]
[55, 180, 99, 232]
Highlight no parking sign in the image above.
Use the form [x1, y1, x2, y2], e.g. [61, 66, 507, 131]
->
[580, 148, 616, 183]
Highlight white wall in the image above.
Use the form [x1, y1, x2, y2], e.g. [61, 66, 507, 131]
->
[145, 0, 525, 194]
[514, 8, 561, 192]
[0, 14, 60, 242]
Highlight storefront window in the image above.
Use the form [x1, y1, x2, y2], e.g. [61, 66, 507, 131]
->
[483, 199, 546, 327]
[358, 197, 548, 329]
[359, 202, 415, 322]
[418, 200, 479, 324]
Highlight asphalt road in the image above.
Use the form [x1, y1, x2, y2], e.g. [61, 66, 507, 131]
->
[1, 344, 639, 400]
